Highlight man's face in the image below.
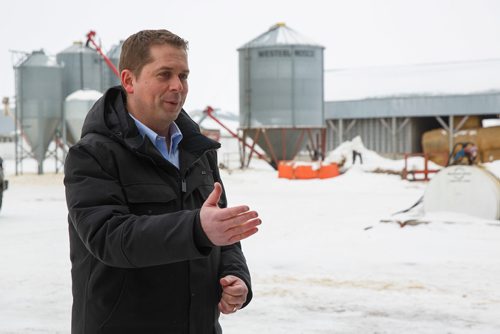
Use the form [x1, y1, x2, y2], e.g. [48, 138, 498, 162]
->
[123, 44, 189, 135]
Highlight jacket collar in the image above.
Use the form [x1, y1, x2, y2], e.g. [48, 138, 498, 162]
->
[82, 86, 221, 160]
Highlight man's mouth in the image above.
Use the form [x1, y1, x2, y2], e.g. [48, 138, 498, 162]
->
[163, 95, 181, 106]
[164, 99, 180, 106]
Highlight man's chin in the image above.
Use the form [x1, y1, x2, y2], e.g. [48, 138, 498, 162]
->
[162, 108, 182, 122]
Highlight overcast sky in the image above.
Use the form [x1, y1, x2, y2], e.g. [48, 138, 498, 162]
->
[1, 0, 500, 112]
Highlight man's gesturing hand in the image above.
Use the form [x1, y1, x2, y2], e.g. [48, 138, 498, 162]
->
[200, 182, 260, 246]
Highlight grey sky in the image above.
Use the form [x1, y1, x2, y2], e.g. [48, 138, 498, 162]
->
[1, 0, 499, 112]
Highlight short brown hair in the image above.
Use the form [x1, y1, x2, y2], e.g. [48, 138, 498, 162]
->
[119, 29, 188, 77]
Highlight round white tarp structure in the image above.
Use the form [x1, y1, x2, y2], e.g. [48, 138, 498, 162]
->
[423, 165, 500, 220]
[65, 89, 102, 144]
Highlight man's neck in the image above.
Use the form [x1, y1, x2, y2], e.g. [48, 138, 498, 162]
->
[128, 110, 172, 138]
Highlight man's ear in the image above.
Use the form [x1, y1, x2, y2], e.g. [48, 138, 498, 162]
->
[121, 69, 135, 94]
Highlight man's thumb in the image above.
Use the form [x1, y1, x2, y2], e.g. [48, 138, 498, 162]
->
[203, 182, 222, 208]
[220, 275, 235, 287]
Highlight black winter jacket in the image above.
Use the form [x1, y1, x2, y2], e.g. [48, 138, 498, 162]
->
[64, 86, 252, 334]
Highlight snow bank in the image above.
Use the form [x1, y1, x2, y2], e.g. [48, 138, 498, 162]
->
[324, 136, 442, 174]
[1, 156, 499, 333]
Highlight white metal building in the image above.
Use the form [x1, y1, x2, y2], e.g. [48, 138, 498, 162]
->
[324, 59, 500, 155]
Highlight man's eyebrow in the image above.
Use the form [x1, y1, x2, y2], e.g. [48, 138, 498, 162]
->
[156, 66, 190, 73]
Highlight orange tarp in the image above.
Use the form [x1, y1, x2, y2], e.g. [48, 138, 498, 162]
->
[293, 165, 317, 179]
[278, 162, 339, 180]
[318, 164, 340, 179]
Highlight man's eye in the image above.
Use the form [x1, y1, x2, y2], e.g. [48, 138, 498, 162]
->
[180, 74, 189, 80]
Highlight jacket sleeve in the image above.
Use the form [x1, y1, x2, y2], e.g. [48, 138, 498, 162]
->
[64, 143, 212, 269]
[219, 243, 253, 308]
[207, 151, 253, 308]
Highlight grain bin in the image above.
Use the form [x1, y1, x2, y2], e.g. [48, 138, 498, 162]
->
[57, 41, 103, 98]
[104, 40, 123, 90]
[238, 23, 325, 163]
[15, 50, 63, 174]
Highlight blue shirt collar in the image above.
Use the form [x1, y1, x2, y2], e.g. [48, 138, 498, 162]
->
[128, 113, 183, 167]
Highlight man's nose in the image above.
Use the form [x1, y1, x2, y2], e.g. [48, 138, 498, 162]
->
[169, 76, 183, 92]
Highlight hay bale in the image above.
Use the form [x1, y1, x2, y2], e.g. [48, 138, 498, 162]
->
[482, 148, 500, 162]
[478, 126, 500, 151]
[422, 129, 449, 166]
[422, 126, 500, 164]
[453, 116, 482, 130]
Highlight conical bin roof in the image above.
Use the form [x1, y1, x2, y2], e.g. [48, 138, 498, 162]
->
[239, 22, 323, 49]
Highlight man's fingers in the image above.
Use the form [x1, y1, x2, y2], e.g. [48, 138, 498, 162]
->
[200, 185, 260, 246]
[220, 274, 240, 287]
[221, 292, 246, 305]
[219, 299, 237, 314]
[223, 210, 258, 227]
[221, 284, 247, 298]
[218, 300, 234, 314]
[202, 182, 222, 208]
[228, 226, 259, 243]
[227, 217, 261, 235]
[217, 205, 251, 221]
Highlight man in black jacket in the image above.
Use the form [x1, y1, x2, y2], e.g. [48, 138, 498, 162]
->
[64, 29, 261, 334]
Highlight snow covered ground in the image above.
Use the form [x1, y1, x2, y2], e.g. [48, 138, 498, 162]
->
[0, 144, 499, 333]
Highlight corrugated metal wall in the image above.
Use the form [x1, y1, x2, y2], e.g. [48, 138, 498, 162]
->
[327, 117, 422, 154]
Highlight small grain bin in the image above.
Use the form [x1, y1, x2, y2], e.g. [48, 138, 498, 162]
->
[14, 50, 63, 174]
[57, 41, 103, 98]
[238, 23, 325, 166]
